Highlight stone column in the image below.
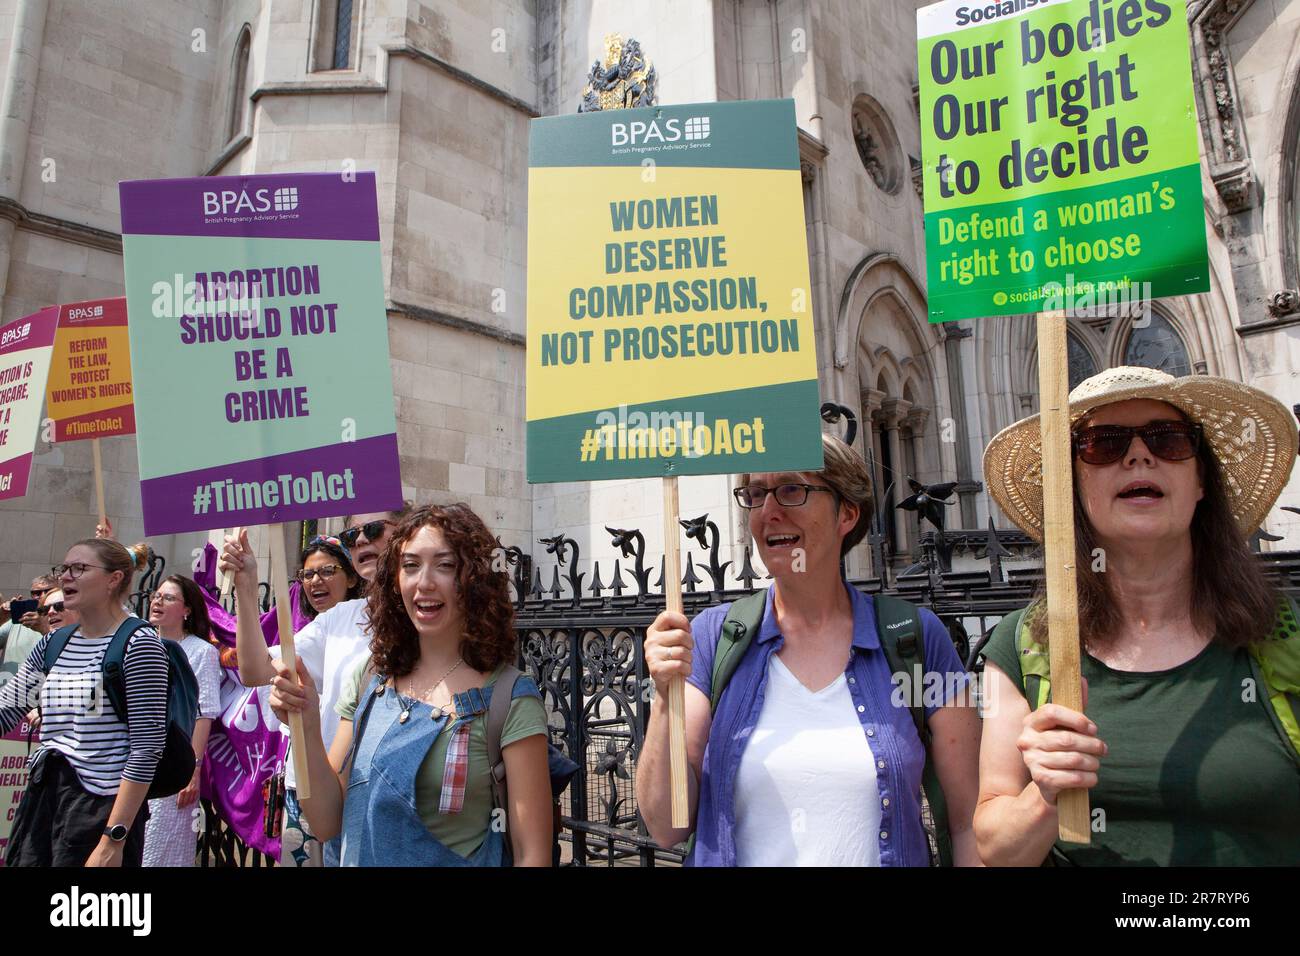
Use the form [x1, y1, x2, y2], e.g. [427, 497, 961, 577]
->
[905, 407, 930, 485]
[881, 397, 912, 557]
[0, 0, 50, 314]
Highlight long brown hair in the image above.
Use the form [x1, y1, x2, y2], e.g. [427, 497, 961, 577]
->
[160, 574, 212, 640]
[365, 504, 516, 677]
[1028, 433, 1279, 649]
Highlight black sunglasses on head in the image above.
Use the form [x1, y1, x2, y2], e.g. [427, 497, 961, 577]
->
[339, 520, 392, 548]
[1072, 421, 1202, 466]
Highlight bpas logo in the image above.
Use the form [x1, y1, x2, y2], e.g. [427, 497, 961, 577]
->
[201, 186, 300, 216]
[67, 304, 104, 323]
[1, 321, 31, 348]
[611, 115, 711, 146]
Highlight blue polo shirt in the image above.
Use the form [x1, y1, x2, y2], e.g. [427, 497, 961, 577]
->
[684, 582, 970, 866]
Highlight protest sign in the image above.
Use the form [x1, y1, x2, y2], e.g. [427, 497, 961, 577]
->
[0, 721, 33, 866]
[527, 99, 825, 824]
[44, 296, 135, 525]
[917, 0, 1208, 322]
[120, 171, 404, 796]
[0, 308, 58, 503]
[526, 99, 823, 482]
[44, 296, 135, 442]
[118, 171, 402, 536]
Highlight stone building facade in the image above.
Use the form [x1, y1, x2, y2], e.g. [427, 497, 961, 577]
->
[1, 0, 1298, 592]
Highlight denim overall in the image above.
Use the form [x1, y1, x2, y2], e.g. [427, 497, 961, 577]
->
[339, 673, 534, 867]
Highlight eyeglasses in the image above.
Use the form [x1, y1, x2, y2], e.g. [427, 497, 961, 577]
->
[296, 564, 343, 583]
[31, 587, 51, 599]
[733, 483, 838, 509]
[1072, 421, 1202, 466]
[339, 520, 392, 548]
[37, 602, 65, 615]
[150, 593, 182, 605]
[51, 563, 111, 580]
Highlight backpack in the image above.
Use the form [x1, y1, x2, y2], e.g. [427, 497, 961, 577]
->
[708, 589, 954, 866]
[1012, 598, 1300, 766]
[43, 617, 201, 799]
[485, 664, 580, 866]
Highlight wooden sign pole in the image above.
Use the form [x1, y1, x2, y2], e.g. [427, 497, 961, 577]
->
[267, 522, 312, 799]
[91, 438, 107, 530]
[218, 526, 242, 598]
[1036, 310, 1090, 844]
[661, 476, 690, 829]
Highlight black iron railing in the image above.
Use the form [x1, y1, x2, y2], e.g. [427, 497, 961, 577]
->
[130, 523, 1300, 867]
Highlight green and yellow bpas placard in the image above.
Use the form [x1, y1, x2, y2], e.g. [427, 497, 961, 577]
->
[526, 99, 823, 483]
[918, 0, 1209, 321]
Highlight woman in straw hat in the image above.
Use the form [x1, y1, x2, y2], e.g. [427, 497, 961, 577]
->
[975, 366, 1300, 865]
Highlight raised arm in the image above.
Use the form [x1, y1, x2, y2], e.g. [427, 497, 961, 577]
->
[219, 530, 276, 687]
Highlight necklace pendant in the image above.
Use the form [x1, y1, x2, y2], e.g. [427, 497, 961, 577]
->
[399, 709, 411, 724]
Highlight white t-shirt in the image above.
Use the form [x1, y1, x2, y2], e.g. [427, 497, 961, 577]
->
[734, 654, 882, 866]
[269, 597, 370, 789]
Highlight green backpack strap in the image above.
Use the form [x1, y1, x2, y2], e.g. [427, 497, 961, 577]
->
[874, 593, 953, 868]
[708, 590, 768, 714]
[1012, 606, 1052, 711]
[1247, 596, 1300, 767]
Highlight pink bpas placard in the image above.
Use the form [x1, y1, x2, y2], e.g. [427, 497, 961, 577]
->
[0, 307, 59, 502]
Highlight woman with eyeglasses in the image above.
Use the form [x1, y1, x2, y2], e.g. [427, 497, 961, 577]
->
[10, 588, 81, 734]
[636, 434, 982, 866]
[0, 539, 166, 866]
[219, 510, 404, 867]
[38, 587, 79, 631]
[273, 535, 360, 864]
[977, 367, 1300, 866]
[297, 535, 362, 620]
[141, 575, 221, 867]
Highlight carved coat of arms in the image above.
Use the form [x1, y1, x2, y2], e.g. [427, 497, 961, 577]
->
[578, 34, 657, 112]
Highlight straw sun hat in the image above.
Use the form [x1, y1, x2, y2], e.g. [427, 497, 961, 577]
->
[983, 366, 1299, 542]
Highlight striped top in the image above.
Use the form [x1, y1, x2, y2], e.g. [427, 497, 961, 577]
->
[0, 623, 169, 796]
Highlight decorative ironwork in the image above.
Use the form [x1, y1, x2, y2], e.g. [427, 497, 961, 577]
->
[681, 514, 731, 592]
[820, 401, 858, 447]
[131, 500, 1300, 868]
[578, 35, 657, 112]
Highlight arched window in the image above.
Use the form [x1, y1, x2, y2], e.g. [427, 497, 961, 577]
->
[225, 27, 251, 143]
[1124, 313, 1191, 377]
[1068, 331, 1098, 390]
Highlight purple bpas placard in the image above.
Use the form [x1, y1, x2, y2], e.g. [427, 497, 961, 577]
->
[118, 172, 402, 535]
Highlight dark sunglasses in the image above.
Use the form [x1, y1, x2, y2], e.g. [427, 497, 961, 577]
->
[37, 602, 65, 615]
[339, 520, 392, 548]
[30, 587, 51, 599]
[1072, 421, 1202, 466]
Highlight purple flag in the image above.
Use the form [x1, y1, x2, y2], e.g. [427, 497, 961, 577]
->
[195, 543, 313, 861]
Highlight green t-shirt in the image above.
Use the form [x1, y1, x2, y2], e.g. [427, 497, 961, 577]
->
[983, 608, 1300, 866]
[336, 656, 548, 859]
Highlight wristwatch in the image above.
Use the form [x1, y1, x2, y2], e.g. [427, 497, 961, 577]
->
[103, 824, 128, 843]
